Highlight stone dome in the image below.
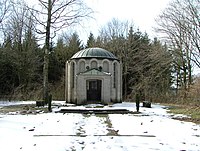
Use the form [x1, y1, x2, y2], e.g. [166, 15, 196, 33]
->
[71, 47, 118, 60]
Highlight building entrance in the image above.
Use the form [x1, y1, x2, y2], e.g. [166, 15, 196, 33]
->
[87, 80, 101, 102]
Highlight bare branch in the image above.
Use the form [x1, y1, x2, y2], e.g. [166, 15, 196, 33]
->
[0, 0, 11, 24]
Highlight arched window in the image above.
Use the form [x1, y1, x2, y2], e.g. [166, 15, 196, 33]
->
[113, 62, 117, 88]
[91, 60, 97, 69]
[71, 62, 75, 88]
[103, 61, 109, 72]
[79, 61, 85, 72]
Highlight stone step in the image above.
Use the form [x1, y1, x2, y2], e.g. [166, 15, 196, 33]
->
[57, 107, 133, 114]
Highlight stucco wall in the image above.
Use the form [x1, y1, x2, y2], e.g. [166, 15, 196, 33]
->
[65, 58, 122, 104]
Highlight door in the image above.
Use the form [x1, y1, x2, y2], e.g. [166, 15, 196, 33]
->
[87, 80, 101, 102]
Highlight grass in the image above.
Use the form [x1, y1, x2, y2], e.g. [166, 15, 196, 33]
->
[164, 103, 200, 124]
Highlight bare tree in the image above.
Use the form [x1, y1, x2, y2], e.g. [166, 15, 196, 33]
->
[155, 0, 200, 95]
[26, 0, 92, 102]
[0, 0, 11, 41]
[99, 19, 132, 99]
[185, 0, 200, 68]
[0, 1, 42, 99]
[0, 0, 11, 24]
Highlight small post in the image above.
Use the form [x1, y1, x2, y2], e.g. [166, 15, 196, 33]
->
[48, 94, 52, 112]
[136, 92, 140, 112]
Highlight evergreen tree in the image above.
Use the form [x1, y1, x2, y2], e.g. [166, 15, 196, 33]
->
[22, 26, 42, 86]
[0, 36, 18, 95]
[68, 32, 83, 55]
[49, 32, 83, 83]
[86, 32, 95, 48]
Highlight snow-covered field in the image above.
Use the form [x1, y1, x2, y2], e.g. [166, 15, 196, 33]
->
[0, 101, 200, 151]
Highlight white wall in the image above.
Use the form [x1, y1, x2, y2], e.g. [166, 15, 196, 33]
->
[65, 58, 122, 104]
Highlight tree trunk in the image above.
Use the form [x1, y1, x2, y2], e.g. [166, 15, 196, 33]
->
[124, 62, 127, 100]
[43, 0, 52, 102]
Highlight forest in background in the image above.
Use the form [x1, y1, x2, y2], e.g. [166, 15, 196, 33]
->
[0, 0, 200, 104]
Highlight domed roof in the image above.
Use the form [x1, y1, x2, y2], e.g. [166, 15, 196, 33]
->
[71, 47, 118, 60]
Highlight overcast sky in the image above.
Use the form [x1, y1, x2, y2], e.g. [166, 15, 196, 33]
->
[24, 0, 199, 74]
[78, 0, 171, 42]
[26, 0, 171, 42]
[80, 0, 200, 74]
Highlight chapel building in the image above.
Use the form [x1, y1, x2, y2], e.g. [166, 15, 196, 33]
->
[65, 47, 122, 105]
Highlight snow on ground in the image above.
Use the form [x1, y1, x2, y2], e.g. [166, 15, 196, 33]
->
[0, 101, 200, 151]
[0, 101, 35, 107]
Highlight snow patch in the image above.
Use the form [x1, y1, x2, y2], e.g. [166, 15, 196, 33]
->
[0, 101, 199, 150]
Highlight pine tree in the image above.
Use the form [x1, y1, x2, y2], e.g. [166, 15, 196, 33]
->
[68, 32, 83, 55]
[86, 32, 95, 48]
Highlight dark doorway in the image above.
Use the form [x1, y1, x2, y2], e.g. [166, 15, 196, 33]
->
[87, 80, 102, 102]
